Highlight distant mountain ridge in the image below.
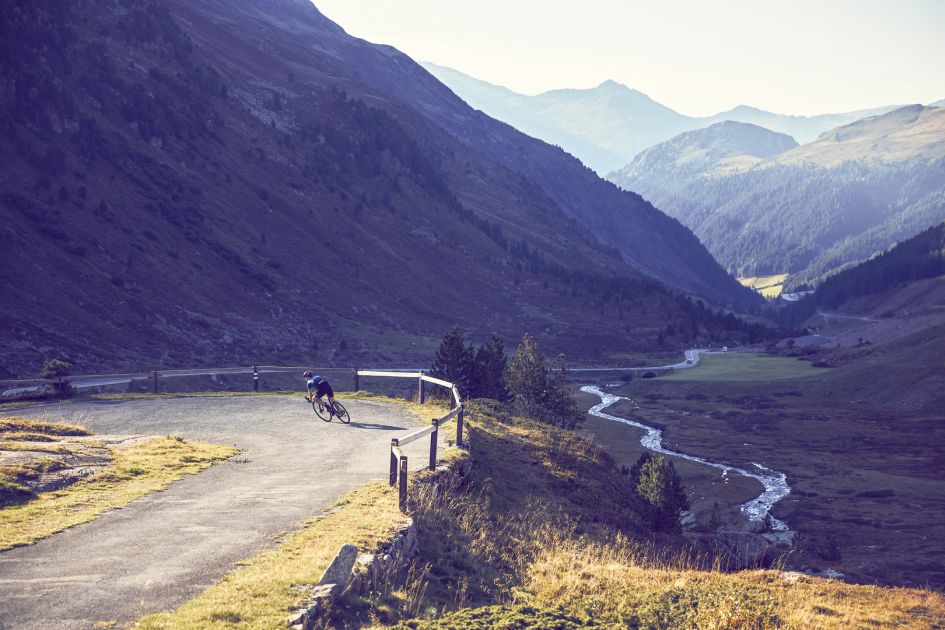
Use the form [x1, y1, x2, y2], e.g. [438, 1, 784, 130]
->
[609, 106, 945, 286]
[775, 105, 945, 167]
[422, 62, 900, 174]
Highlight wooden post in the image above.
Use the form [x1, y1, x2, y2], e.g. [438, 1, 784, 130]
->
[456, 404, 464, 448]
[389, 439, 398, 486]
[429, 419, 439, 470]
[252, 365, 259, 392]
[353, 368, 360, 392]
[398, 455, 408, 512]
[152, 370, 158, 394]
[417, 374, 425, 404]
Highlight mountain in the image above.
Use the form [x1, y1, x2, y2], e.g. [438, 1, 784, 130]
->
[423, 63, 899, 174]
[700, 104, 898, 148]
[614, 121, 798, 184]
[422, 63, 693, 176]
[0, 0, 759, 376]
[609, 106, 945, 286]
[931, 99, 945, 108]
[775, 104, 945, 167]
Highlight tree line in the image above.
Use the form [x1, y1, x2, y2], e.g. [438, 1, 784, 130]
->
[430, 326, 688, 532]
[430, 327, 583, 429]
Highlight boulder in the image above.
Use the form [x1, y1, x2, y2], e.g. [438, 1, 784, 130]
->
[715, 531, 773, 569]
[318, 544, 358, 587]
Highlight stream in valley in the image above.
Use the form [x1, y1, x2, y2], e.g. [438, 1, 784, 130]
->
[582, 385, 791, 531]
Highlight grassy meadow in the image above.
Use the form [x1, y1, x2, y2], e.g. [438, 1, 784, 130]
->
[582, 351, 945, 588]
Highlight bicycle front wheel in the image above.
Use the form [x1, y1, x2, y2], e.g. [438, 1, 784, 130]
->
[312, 399, 331, 422]
[333, 401, 350, 424]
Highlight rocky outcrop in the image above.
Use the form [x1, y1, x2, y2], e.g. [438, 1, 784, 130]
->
[286, 521, 419, 629]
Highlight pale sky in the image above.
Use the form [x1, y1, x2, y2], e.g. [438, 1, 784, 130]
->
[313, 0, 945, 117]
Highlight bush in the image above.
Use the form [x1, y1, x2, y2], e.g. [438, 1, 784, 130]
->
[39, 359, 71, 380]
[39, 359, 73, 397]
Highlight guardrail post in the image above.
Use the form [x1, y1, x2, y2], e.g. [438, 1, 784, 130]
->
[252, 365, 259, 392]
[417, 374, 425, 405]
[456, 403, 464, 448]
[429, 418, 439, 470]
[353, 368, 359, 392]
[152, 370, 159, 394]
[389, 439, 398, 486]
[398, 455, 408, 512]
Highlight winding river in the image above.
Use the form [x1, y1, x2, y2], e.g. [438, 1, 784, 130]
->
[582, 385, 791, 531]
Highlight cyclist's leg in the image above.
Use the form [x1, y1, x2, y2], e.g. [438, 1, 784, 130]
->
[319, 384, 335, 412]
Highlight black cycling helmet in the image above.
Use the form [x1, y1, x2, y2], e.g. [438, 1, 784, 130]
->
[303, 370, 313, 378]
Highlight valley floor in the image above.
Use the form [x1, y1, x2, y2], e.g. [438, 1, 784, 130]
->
[578, 351, 945, 588]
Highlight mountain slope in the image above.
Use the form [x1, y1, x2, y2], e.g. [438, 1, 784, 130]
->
[776, 104, 945, 167]
[168, 0, 751, 306]
[613, 121, 798, 184]
[609, 106, 945, 284]
[424, 63, 899, 174]
[0, 0, 759, 376]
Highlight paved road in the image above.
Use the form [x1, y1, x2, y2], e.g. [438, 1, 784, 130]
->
[0, 396, 434, 629]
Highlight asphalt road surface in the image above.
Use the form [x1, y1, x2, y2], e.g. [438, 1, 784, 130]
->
[0, 395, 434, 629]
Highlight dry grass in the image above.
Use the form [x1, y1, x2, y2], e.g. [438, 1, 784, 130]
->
[0, 416, 90, 436]
[390, 401, 945, 629]
[136, 481, 411, 629]
[0, 435, 235, 550]
[518, 534, 945, 628]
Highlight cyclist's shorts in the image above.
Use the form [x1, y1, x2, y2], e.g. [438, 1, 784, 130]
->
[313, 382, 333, 398]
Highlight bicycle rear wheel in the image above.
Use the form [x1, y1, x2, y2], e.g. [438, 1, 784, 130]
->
[312, 399, 331, 422]
[332, 401, 350, 424]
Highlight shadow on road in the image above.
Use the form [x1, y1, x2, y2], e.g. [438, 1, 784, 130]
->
[347, 422, 407, 431]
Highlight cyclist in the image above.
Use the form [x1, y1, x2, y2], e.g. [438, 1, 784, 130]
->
[303, 371, 336, 414]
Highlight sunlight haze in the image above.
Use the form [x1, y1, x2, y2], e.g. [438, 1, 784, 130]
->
[314, 0, 945, 116]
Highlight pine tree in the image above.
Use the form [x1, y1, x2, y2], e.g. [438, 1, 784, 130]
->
[633, 453, 689, 532]
[470, 331, 509, 401]
[430, 325, 473, 396]
[542, 353, 582, 429]
[505, 333, 548, 419]
[506, 334, 582, 428]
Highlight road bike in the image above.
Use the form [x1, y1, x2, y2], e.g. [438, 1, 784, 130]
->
[308, 396, 350, 423]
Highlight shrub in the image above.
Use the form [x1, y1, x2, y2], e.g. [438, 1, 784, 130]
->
[39, 359, 73, 397]
[39, 359, 71, 380]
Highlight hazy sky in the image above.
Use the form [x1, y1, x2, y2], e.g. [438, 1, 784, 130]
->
[313, 0, 945, 116]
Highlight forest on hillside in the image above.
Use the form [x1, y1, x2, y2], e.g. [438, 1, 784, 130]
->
[616, 159, 945, 286]
[773, 220, 945, 324]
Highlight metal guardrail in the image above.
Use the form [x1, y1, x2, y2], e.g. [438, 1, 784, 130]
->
[382, 373, 464, 512]
[1, 364, 466, 512]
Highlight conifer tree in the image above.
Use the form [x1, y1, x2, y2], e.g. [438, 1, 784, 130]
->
[471, 331, 509, 401]
[632, 453, 689, 532]
[430, 325, 473, 396]
[542, 353, 582, 429]
[506, 334, 582, 428]
[506, 333, 546, 419]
